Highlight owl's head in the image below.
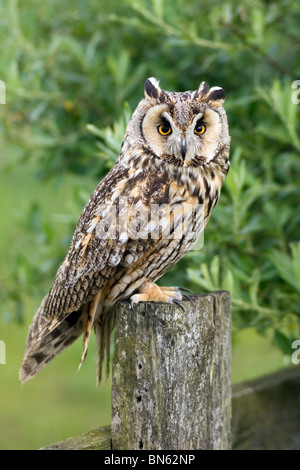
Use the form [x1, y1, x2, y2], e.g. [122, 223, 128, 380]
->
[124, 78, 230, 168]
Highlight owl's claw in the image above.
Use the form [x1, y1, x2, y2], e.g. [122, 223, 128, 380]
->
[161, 286, 194, 303]
[171, 299, 185, 311]
[130, 297, 139, 313]
[178, 287, 193, 294]
[181, 293, 194, 302]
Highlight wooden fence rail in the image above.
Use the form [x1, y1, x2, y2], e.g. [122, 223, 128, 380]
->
[232, 366, 300, 450]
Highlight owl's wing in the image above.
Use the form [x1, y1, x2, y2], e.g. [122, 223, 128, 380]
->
[34, 162, 171, 330]
[20, 164, 167, 382]
[25, 163, 133, 339]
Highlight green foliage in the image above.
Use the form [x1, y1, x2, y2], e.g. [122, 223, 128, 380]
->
[1, 0, 300, 359]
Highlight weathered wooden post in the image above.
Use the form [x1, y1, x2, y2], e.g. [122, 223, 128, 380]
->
[111, 291, 231, 450]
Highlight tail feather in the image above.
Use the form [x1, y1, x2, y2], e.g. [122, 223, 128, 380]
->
[19, 300, 84, 384]
[77, 291, 101, 372]
[19, 292, 115, 386]
[95, 308, 115, 386]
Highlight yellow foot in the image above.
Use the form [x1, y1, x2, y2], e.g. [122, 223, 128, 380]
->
[130, 282, 192, 312]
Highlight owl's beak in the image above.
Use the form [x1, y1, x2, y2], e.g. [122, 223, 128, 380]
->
[181, 138, 187, 161]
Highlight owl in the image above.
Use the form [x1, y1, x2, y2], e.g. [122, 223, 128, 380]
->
[19, 78, 230, 386]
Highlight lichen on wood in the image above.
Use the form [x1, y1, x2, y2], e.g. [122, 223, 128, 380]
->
[111, 291, 231, 450]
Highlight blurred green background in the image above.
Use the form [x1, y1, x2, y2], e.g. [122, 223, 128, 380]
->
[0, 0, 299, 450]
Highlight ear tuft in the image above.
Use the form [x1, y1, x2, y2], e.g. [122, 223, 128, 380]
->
[196, 82, 225, 105]
[198, 81, 210, 97]
[206, 86, 226, 105]
[144, 77, 161, 100]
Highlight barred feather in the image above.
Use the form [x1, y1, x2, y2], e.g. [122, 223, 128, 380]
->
[19, 78, 230, 385]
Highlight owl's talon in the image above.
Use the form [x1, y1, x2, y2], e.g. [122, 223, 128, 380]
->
[162, 286, 192, 295]
[178, 287, 193, 294]
[181, 293, 193, 302]
[171, 299, 185, 311]
[130, 299, 138, 313]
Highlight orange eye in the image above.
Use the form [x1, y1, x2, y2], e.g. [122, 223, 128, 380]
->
[194, 122, 206, 135]
[158, 122, 172, 136]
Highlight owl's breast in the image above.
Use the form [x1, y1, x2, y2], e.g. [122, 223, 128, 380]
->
[129, 170, 204, 253]
[124, 168, 170, 207]
[102, 165, 222, 304]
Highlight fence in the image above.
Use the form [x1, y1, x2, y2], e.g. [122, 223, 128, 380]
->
[41, 292, 300, 450]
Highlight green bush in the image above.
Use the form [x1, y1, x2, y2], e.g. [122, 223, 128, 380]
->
[1, 0, 300, 356]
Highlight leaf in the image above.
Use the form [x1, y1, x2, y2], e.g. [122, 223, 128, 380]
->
[199, 264, 216, 291]
[187, 268, 210, 291]
[248, 270, 260, 307]
[210, 256, 220, 287]
[225, 155, 246, 199]
[257, 81, 300, 151]
[290, 242, 300, 286]
[250, 8, 265, 43]
[273, 330, 294, 356]
[269, 250, 300, 292]
[221, 269, 235, 295]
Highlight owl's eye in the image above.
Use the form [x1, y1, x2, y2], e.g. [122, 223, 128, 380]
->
[157, 122, 172, 136]
[194, 121, 206, 135]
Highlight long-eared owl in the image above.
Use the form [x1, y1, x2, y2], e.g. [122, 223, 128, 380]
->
[20, 78, 230, 385]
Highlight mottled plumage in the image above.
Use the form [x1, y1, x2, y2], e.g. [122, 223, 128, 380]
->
[19, 78, 230, 385]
